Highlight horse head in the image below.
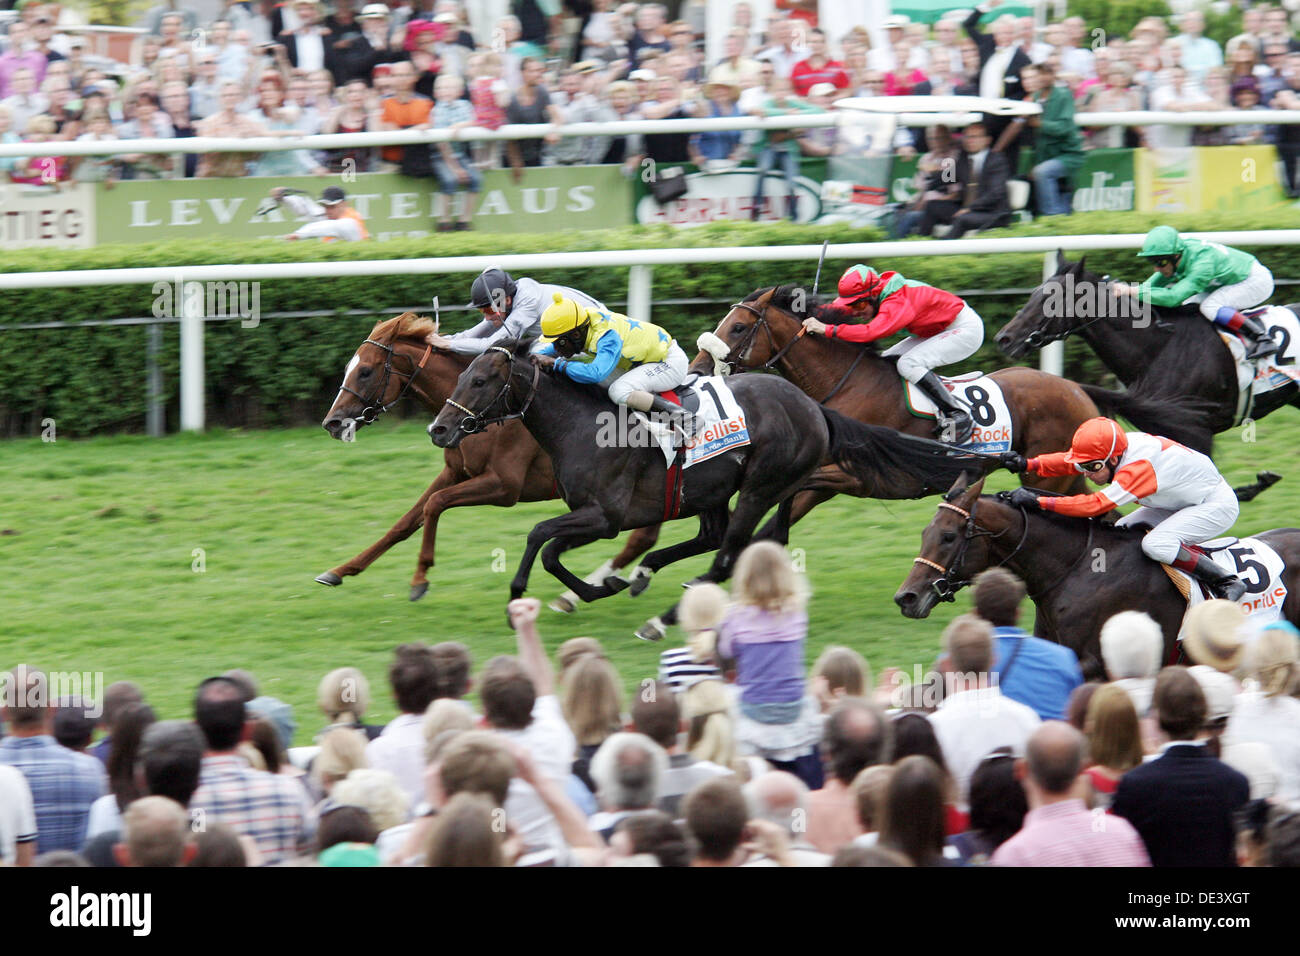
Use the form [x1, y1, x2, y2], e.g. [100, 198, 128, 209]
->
[894, 473, 990, 619]
[428, 337, 535, 448]
[692, 285, 813, 375]
[995, 251, 1102, 358]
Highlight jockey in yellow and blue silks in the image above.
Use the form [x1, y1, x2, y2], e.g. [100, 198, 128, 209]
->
[534, 293, 696, 435]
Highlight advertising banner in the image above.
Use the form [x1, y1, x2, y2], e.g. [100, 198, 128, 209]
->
[0, 182, 96, 248]
[633, 159, 827, 226]
[1137, 145, 1286, 214]
[94, 166, 633, 243]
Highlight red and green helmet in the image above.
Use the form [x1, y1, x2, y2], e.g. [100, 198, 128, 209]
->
[829, 264, 883, 309]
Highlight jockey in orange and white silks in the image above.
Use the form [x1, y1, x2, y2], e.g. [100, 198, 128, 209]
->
[1002, 416, 1245, 601]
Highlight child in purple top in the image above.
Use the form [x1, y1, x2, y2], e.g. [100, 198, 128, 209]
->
[717, 542, 824, 788]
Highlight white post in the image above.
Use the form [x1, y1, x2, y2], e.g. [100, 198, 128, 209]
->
[1040, 252, 1064, 378]
[179, 273, 205, 431]
[628, 264, 653, 323]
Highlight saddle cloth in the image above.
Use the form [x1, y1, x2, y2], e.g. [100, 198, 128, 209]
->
[1218, 306, 1300, 422]
[1161, 536, 1289, 642]
[903, 371, 1014, 455]
[637, 374, 752, 468]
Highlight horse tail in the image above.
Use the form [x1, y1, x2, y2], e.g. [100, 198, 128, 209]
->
[1078, 383, 1217, 456]
[821, 407, 987, 498]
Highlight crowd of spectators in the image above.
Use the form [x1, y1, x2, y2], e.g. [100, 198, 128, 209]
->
[3, 539, 1300, 868]
[0, 0, 1298, 217]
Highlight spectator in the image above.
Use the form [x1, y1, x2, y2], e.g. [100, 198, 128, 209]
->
[311, 726, 369, 799]
[377, 59, 432, 172]
[196, 80, 267, 178]
[870, 14, 926, 73]
[807, 697, 892, 855]
[588, 732, 668, 839]
[428, 72, 481, 232]
[1261, 7, 1300, 54]
[943, 122, 1012, 239]
[755, 15, 802, 79]
[790, 28, 848, 96]
[1148, 66, 1214, 148]
[878, 755, 953, 866]
[964, 5, 1030, 170]
[366, 643, 440, 803]
[1227, 7, 1265, 60]
[743, 770, 829, 866]
[159, 80, 197, 176]
[52, 697, 96, 753]
[505, 56, 561, 179]
[561, 653, 623, 794]
[425, 792, 509, 866]
[0, 22, 46, 100]
[892, 712, 964, 835]
[330, 767, 411, 852]
[1174, 9, 1223, 84]
[0, 666, 105, 854]
[1099, 610, 1163, 717]
[659, 581, 725, 693]
[1225, 623, 1300, 805]
[249, 74, 326, 176]
[683, 776, 749, 866]
[718, 542, 822, 784]
[112, 796, 195, 868]
[188, 677, 313, 866]
[88, 682, 144, 766]
[710, 27, 760, 88]
[314, 804, 380, 866]
[1059, 15, 1095, 77]
[1017, 16, 1050, 64]
[341, 3, 405, 82]
[84, 702, 157, 844]
[0, 756, 36, 866]
[608, 810, 690, 867]
[894, 123, 961, 238]
[1019, 62, 1084, 216]
[0, 67, 46, 130]
[1081, 61, 1143, 149]
[809, 646, 870, 714]
[280, 0, 337, 75]
[972, 568, 1082, 720]
[1225, 77, 1269, 145]
[846, 764, 893, 848]
[949, 751, 1026, 864]
[928, 614, 1041, 807]
[747, 76, 818, 221]
[929, 15, 965, 75]
[316, 666, 381, 741]
[632, 680, 732, 816]
[208, 18, 252, 83]
[992, 722, 1151, 866]
[117, 91, 175, 179]
[1112, 667, 1250, 867]
[1066, 681, 1101, 730]
[682, 679, 736, 770]
[690, 79, 745, 166]
[1081, 684, 1144, 808]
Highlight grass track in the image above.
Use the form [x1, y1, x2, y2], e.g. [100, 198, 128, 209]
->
[3, 412, 1299, 744]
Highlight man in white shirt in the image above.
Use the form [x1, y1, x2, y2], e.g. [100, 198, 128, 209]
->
[1174, 9, 1224, 83]
[365, 642, 441, 805]
[1060, 16, 1096, 77]
[0, 765, 36, 866]
[929, 614, 1041, 809]
[869, 15, 929, 73]
[1017, 16, 1051, 64]
[1148, 66, 1214, 148]
[743, 771, 831, 866]
[755, 16, 804, 79]
[929, 16, 965, 75]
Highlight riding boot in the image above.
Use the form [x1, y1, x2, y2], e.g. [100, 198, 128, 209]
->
[1214, 306, 1278, 360]
[649, 395, 698, 440]
[1172, 545, 1247, 602]
[914, 371, 974, 444]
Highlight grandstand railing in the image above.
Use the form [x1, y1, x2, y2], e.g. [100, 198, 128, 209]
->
[4, 231, 1299, 433]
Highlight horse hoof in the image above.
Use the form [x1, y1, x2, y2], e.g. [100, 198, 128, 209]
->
[315, 571, 343, 587]
[635, 617, 666, 643]
[603, 575, 631, 595]
[409, 583, 428, 602]
[549, 596, 576, 614]
[628, 566, 654, 597]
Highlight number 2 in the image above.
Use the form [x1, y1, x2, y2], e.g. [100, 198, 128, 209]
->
[1269, 325, 1294, 366]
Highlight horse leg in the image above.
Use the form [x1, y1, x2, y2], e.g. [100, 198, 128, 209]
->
[549, 523, 664, 614]
[510, 503, 612, 602]
[540, 533, 629, 604]
[755, 490, 823, 541]
[316, 466, 453, 586]
[624, 508, 729, 597]
[409, 469, 519, 602]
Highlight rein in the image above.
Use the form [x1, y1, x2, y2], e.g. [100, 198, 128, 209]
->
[341, 337, 433, 422]
[443, 345, 541, 434]
[726, 297, 863, 403]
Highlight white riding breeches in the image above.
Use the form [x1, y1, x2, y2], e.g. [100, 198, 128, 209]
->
[1196, 261, 1274, 320]
[884, 305, 986, 385]
[1114, 480, 1241, 564]
[605, 343, 689, 403]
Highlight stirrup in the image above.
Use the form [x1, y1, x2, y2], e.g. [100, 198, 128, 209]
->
[935, 411, 974, 444]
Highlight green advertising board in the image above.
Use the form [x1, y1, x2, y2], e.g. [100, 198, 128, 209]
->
[94, 165, 633, 243]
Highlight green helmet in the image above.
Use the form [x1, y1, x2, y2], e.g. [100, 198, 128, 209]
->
[1138, 225, 1183, 259]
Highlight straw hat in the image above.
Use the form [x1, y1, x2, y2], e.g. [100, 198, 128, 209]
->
[1182, 599, 1248, 673]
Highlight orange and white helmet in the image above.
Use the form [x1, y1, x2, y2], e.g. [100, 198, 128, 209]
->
[1063, 417, 1129, 469]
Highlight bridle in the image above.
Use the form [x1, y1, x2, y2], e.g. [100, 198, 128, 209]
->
[911, 493, 1096, 603]
[442, 345, 540, 434]
[724, 297, 868, 404]
[340, 336, 433, 422]
[1021, 274, 1122, 349]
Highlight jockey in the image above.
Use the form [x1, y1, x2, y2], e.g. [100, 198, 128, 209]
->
[533, 293, 696, 436]
[1113, 225, 1278, 360]
[800, 264, 985, 444]
[1003, 417, 1245, 601]
[428, 268, 606, 355]
[273, 186, 369, 241]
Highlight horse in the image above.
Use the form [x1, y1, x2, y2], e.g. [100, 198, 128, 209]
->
[429, 337, 985, 640]
[318, 312, 661, 603]
[893, 473, 1300, 676]
[994, 252, 1300, 454]
[691, 285, 1205, 518]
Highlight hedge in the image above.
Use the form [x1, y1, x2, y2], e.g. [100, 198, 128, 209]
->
[4, 209, 1300, 437]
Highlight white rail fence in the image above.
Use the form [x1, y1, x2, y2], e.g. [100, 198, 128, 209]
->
[5, 230, 1300, 434]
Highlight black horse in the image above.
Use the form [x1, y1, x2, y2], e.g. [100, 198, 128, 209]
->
[894, 473, 1300, 676]
[996, 252, 1300, 454]
[429, 338, 985, 639]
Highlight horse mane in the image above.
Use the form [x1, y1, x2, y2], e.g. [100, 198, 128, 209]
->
[745, 286, 885, 354]
[501, 336, 613, 406]
[369, 311, 437, 344]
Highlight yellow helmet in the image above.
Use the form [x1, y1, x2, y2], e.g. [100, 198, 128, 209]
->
[540, 292, 587, 340]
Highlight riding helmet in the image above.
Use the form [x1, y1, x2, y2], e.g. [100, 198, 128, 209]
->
[1137, 225, 1183, 259]
[469, 268, 518, 310]
[829, 264, 882, 309]
[540, 292, 587, 340]
[1063, 417, 1129, 465]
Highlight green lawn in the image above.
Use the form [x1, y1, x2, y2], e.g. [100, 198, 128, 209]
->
[4, 411, 1299, 744]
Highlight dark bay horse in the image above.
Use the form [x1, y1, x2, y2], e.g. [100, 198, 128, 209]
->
[893, 473, 1300, 675]
[319, 313, 660, 602]
[692, 285, 1204, 515]
[995, 253, 1300, 454]
[429, 337, 984, 639]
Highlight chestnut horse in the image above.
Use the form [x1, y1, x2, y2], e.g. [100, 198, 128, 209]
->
[692, 285, 1211, 521]
[318, 313, 659, 602]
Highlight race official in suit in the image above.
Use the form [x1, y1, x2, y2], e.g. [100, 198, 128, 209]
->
[942, 123, 1012, 238]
